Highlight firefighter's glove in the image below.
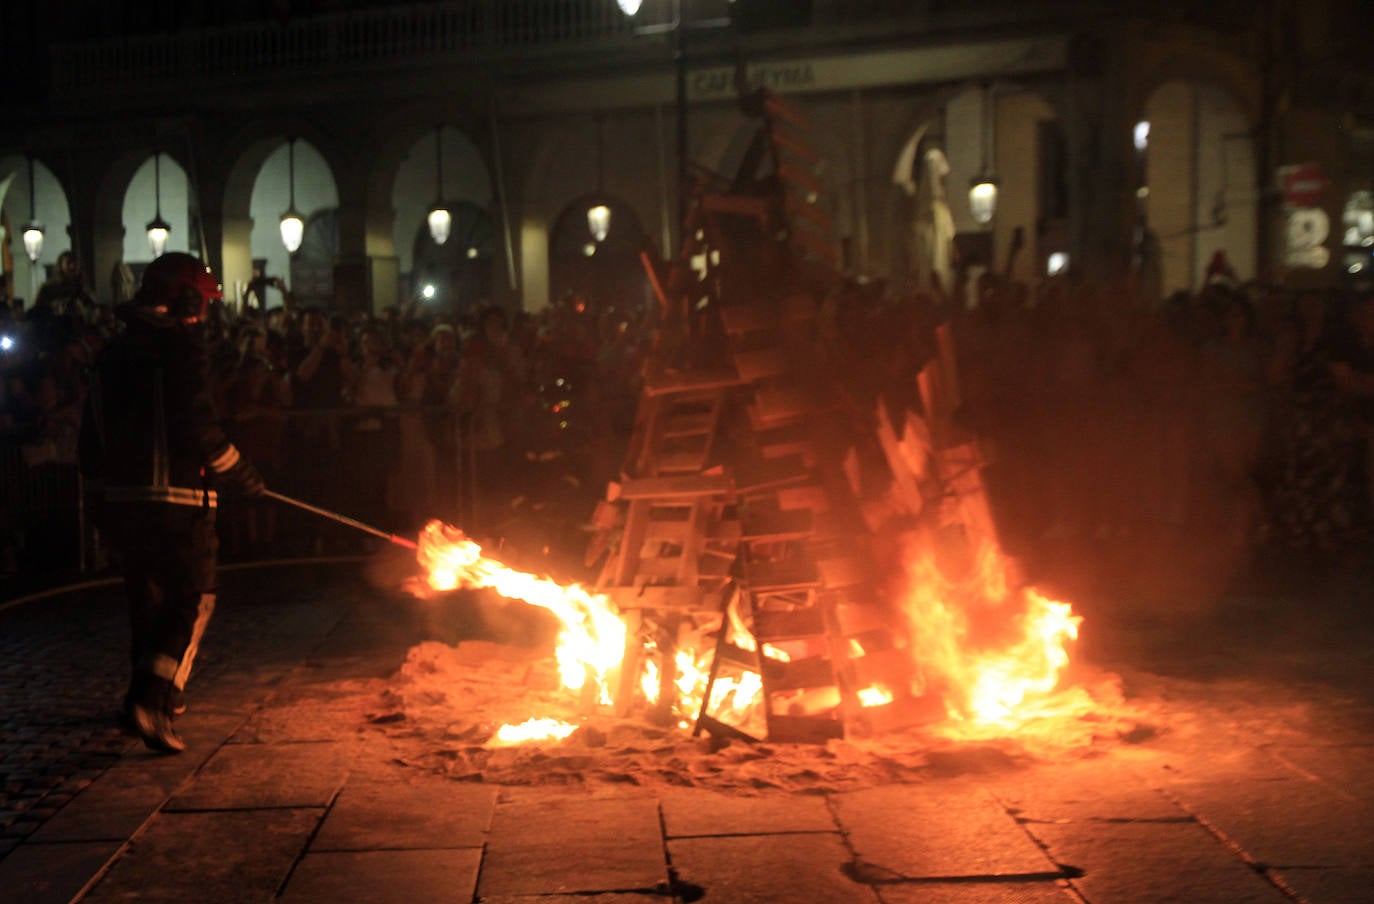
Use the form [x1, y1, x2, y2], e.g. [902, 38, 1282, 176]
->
[225, 460, 266, 497]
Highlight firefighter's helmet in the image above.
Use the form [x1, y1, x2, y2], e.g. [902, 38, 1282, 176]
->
[135, 252, 223, 324]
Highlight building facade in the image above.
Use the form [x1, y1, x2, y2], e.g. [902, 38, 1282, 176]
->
[2, 0, 1371, 314]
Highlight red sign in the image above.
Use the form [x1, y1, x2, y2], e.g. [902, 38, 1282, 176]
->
[1279, 163, 1328, 207]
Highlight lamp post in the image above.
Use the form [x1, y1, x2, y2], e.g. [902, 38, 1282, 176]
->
[617, 0, 722, 243]
[279, 138, 304, 254]
[146, 152, 171, 258]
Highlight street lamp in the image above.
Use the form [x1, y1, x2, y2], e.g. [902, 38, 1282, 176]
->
[22, 155, 43, 264]
[615, 0, 705, 237]
[968, 83, 998, 226]
[279, 138, 304, 254]
[428, 126, 452, 245]
[146, 152, 171, 258]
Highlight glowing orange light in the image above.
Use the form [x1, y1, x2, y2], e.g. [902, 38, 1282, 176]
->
[898, 534, 1082, 730]
[492, 718, 579, 745]
[412, 521, 627, 742]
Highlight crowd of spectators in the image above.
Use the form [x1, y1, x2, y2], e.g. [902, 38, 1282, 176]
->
[0, 253, 651, 571]
[4, 247, 1374, 590]
[824, 267, 1374, 586]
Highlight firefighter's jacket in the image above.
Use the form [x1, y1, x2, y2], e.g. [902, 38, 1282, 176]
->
[79, 304, 244, 518]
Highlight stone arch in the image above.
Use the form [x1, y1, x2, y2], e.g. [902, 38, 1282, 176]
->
[409, 200, 496, 317]
[388, 125, 494, 278]
[881, 81, 1066, 294]
[217, 119, 347, 310]
[548, 192, 652, 315]
[522, 112, 661, 311]
[121, 152, 194, 264]
[0, 154, 73, 304]
[363, 107, 495, 312]
[1136, 77, 1258, 296]
[91, 146, 191, 305]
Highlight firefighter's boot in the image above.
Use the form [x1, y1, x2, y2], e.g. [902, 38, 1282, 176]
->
[125, 671, 186, 754]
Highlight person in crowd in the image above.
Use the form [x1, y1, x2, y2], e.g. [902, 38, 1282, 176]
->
[286, 308, 355, 551]
[421, 322, 462, 518]
[1328, 293, 1374, 527]
[77, 252, 264, 753]
[453, 306, 525, 529]
[34, 251, 96, 323]
[1264, 292, 1351, 551]
[227, 323, 291, 555]
[392, 332, 440, 530]
[347, 324, 400, 535]
[1197, 294, 1268, 547]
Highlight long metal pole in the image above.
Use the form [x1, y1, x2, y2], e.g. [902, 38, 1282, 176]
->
[263, 489, 418, 549]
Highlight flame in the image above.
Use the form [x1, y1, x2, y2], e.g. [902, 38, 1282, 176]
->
[857, 684, 894, 707]
[492, 718, 579, 745]
[413, 519, 626, 706]
[898, 533, 1082, 729]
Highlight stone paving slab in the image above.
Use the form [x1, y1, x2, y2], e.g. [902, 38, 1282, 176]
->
[310, 778, 496, 852]
[659, 788, 835, 837]
[1026, 820, 1290, 903]
[877, 880, 1077, 903]
[1164, 776, 1374, 867]
[29, 763, 187, 842]
[278, 848, 483, 902]
[229, 693, 368, 744]
[1269, 865, 1374, 904]
[0, 840, 121, 904]
[165, 741, 350, 811]
[832, 783, 1058, 880]
[985, 759, 1186, 823]
[1269, 744, 1374, 805]
[478, 792, 666, 897]
[668, 832, 878, 904]
[483, 890, 670, 895]
[82, 808, 321, 904]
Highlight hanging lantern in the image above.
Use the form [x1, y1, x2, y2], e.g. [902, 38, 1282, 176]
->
[280, 139, 304, 253]
[616, 0, 643, 14]
[146, 214, 171, 258]
[22, 222, 43, 263]
[587, 204, 611, 242]
[428, 207, 452, 246]
[968, 82, 998, 226]
[147, 151, 171, 258]
[968, 178, 998, 226]
[279, 209, 304, 254]
[22, 156, 43, 263]
[429, 126, 451, 245]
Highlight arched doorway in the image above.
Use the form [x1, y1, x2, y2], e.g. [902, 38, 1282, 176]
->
[548, 195, 651, 317]
[1136, 80, 1257, 297]
[410, 201, 494, 318]
[391, 125, 493, 312]
[0, 155, 71, 307]
[249, 139, 339, 310]
[121, 152, 193, 267]
[889, 85, 1065, 299]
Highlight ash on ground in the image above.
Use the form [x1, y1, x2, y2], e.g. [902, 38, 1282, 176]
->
[359, 637, 1163, 792]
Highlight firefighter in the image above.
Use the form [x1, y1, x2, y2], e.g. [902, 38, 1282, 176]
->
[79, 252, 264, 753]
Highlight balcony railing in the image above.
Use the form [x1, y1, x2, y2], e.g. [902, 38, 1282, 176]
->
[47, 1, 960, 97]
[50, 0, 664, 95]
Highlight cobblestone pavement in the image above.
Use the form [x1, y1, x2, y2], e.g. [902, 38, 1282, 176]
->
[0, 563, 1371, 903]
